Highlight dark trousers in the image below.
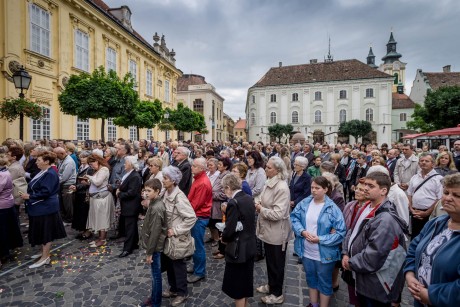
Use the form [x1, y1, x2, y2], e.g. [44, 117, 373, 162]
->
[164, 256, 188, 296]
[411, 210, 430, 239]
[255, 213, 264, 258]
[357, 293, 391, 307]
[122, 216, 138, 252]
[59, 185, 74, 223]
[345, 180, 354, 202]
[264, 242, 287, 297]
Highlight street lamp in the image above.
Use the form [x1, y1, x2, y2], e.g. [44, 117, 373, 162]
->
[164, 112, 170, 141]
[12, 66, 32, 140]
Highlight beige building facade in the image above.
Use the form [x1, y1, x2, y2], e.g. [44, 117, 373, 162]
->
[0, 0, 181, 142]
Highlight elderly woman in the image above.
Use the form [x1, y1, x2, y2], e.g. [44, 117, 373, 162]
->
[435, 151, 458, 177]
[0, 154, 23, 268]
[161, 166, 197, 307]
[116, 156, 142, 257]
[291, 176, 346, 307]
[404, 173, 460, 307]
[85, 154, 114, 248]
[104, 147, 118, 169]
[255, 156, 291, 304]
[232, 162, 252, 196]
[157, 143, 170, 168]
[70, 151, 94, 240]
[221, 173, 256, 307]
[331, 153, 346, 187]
[20, 151, 67, 269]
[6, 146, 26, 210]
[289, 156, 312, 210]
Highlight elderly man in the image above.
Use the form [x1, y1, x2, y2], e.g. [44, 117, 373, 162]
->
[394, 144, 419, 192]
[320, 144, 331, 161]
[187, 157, 213, 283]
[453, 139, 460, 171]
[172, 146, 192, 195]
[407, 153, 443, 239]
[290, 143, 302, 169]
[385, 148, 399, 182]
[54, 147, 77, 225]
[300, 144, 315, 168]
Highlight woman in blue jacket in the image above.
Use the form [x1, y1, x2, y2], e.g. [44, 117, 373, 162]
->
[289, 156, 311, 210]
[20, 151, 66, 269]
[291, 176, 346, 307]
[404, 173, 460, 307]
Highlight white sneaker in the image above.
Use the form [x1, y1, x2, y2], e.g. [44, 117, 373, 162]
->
[261, 294, 284, 304]
[256, 284, 270, 294]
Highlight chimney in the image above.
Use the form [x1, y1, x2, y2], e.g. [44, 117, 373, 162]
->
[279, 62, 282, 67]
[310, 59, 317, 64]
[443, 65, 451, 73]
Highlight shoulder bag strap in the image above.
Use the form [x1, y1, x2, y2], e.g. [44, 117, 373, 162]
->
[413, 174, 441, 194]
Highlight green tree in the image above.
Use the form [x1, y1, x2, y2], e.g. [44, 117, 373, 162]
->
[58, 66, 138, 141]
[407, 86, 460, 132]
[0, 97, 47, 140]
[338, 120, 373, 141]
[168, 102, 207, 136]
[268, 123, 293, 143]
[113, 99, 163, 139]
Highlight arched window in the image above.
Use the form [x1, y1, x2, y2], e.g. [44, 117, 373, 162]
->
[339, 109, 347, 123]
[270, 94, 277, 102]
[250, 113, 256, 125]
[314, 91, 322, 101]
[292, 111, 299, 123]
[366, 108, 374, 122]
[292, 93, 298, 101]
[365, 88, 374, 98]
[314, 110, 322, 123]
[339, 90, 347, 99]
[270, 112, 277, 124]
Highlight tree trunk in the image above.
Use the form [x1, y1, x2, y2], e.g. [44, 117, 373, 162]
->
[101, 118, 105, 142]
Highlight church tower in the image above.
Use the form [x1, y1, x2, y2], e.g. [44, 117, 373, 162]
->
[378, 32, 406, 93]
[367, 46, 378, 68]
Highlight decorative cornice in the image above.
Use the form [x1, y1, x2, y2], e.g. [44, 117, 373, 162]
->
[69, 13, 95, 33]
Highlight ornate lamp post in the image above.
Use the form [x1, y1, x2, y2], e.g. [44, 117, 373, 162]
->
[12, 66, 32, 140]
[164, 112, 170, 141]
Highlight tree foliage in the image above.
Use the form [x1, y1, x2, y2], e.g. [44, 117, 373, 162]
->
[58, 66, 138, 141]
[407, 86, 460, 132]
[113, 99, 164, 137]
[167, 102, 207, 133]
[268, 123, 293, 143]
[338, 120, 373, 141]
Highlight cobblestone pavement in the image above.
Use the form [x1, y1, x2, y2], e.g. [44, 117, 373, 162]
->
[1, 223, 414, 307]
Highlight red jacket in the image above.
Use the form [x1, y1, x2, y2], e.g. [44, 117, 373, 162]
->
[188, 171, 212, 218]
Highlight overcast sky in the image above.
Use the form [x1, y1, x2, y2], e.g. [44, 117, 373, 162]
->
[107, 0, 460, 121]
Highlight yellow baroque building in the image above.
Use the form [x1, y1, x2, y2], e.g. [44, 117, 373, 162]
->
[0, 0, 182, 142]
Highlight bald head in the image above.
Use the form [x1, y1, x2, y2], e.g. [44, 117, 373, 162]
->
[54, 147, 67, 160]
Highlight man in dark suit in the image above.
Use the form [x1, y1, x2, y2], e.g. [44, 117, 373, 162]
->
[172, 146, 192, 196]
[386, 148, 399, 182]
[320, 144, 331, 162]
[24, 147, 41, 182]
[116, 156, 142, 258]
[350, 152, 369, 190]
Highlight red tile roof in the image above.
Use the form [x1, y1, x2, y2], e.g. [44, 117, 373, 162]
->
[177, 74, 207, 91]
[234, 119, 247, 129]
[252, 59, 392, 88]
[424, 72, 460, 90]
[392, 93, 416, 109]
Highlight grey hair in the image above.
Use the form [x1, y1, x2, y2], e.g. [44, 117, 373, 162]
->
[106, 147, 117, 157]
[125, 155, 139, 171]
[162, 166, 183, 185]
[322, 172, 340, 189]
[221, 173, 242, 191]
[269, 156, 288, 180]
[177, 146, 190, 158]
[207, 158, 218, 167]
[320, 161, 335, 173]
[419, 152, 435, 161]
[367, 165, 389, 176]
[295, 156, 308, 168]
[356, 152, 366, 159]
[78, 150, 92, 159]
[194, 157, 207, 169]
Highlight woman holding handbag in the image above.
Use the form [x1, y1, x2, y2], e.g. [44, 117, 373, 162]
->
[221, 173, 256, 307]
[161, 166, 196, 307]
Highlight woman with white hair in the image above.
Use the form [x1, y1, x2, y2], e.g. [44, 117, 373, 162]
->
[161, 166, 196, 306]
[255, 156, 292, 304]
[116, 155, 142, 258]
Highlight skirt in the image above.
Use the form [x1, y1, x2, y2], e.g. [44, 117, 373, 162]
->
[72, 191, 90, 231]
[222, 259, 254, 299]
[87, 192, 114, 232]
[28, 212, 67, 247]
[0, 207, 23, 257]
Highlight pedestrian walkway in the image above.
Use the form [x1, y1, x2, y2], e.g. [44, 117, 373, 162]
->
[0, 225, 413, 306]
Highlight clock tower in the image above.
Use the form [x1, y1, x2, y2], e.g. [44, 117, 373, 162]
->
[378, 32, 406, 93]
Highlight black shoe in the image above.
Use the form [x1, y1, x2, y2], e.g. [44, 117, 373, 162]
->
[110, 234, 122, 240]
[254, 255, 265, 262]
[333, 285, 339, 292]
[297, 257, 302, 264]
[118, 251, 131, 258]
[75, 234, 84, 240]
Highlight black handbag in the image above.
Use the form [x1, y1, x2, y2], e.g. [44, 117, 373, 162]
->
[224, 200, 244, 263]
[341, 269, 355, 286]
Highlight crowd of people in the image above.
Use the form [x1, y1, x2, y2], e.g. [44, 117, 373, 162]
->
[0, 136, 459, 307]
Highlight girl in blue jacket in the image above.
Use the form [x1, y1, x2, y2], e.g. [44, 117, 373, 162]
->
[291, 176, 346, 307]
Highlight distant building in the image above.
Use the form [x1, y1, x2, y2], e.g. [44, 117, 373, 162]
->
[223, 113, 235, 142]
[378, 32, 407, 93]
[234, 118, 247, 142]
[410, 65, 460, 105]
[392, 85, 416, 141]
[176, 74, 225, 142]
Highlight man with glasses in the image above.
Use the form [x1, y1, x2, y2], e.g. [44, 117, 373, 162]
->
[172, 146, 192, 196]
[453, 139, 460, 172]
[394, 144, 420, 193]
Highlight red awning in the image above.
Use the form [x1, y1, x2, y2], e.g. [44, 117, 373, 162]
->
[402, 133, 427, 139]
[426, 124, 460, 136]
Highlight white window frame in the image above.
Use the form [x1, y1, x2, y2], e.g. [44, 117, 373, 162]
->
[146, 70, 153, 96]
[270, 112, 277, 124]
[339, 90, 347, 99]
[366, 108, 374, 122]
[30, 4, 51, 57]
[315, 91, 322, 101]
[365, 88, 374, 98]
[292, 111, 299, 123]
[106, 47, 117, 72]
[270, 94, 276, 102]
[292, 93, 299, 101]
[107, 118, 117, 141]
[164, 80, 170, 102]
[146, 128, 153, 140]
[339, 109, 347, 123]
[76, 117, 90, 141]
[31, 107, 50, 140]
[314, 110, 322, 123]
[129, 60, 137, 85]
[75, 29, 89, 71]
[129, 126, 138, 141]
[400, 113, 407, 121]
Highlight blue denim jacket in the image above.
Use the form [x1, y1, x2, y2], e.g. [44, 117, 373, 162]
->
[291, 195, 346, 263]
